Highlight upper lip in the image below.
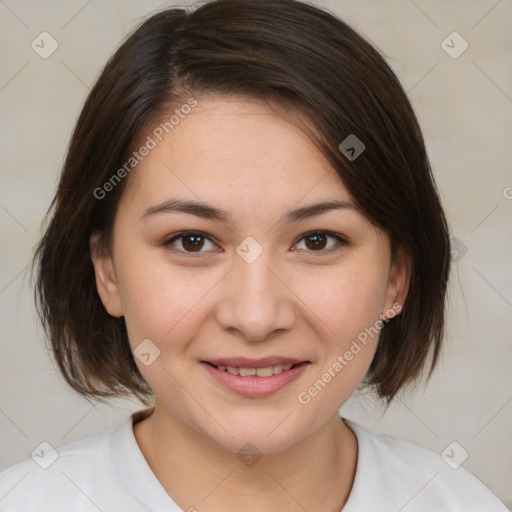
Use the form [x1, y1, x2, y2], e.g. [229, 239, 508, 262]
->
[203, 357, 309, 368]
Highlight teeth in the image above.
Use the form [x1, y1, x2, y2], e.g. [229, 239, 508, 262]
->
[239, 367, 256, 376]
[256, 366, 274, 377]
[215, 364, 297, 377]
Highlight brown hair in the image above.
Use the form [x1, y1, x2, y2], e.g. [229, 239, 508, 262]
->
[32, 0, 451, 405]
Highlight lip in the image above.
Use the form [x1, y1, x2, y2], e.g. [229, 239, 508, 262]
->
[200, 360, 310, 398]
[204, 356, 307, 368]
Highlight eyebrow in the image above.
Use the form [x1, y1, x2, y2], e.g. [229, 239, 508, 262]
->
[140, 197, 355, 224]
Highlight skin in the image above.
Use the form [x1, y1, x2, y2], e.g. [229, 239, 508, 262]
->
[90, 96, 410, 512]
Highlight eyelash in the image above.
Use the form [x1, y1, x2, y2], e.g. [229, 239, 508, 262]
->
[163, 230, 348, 257]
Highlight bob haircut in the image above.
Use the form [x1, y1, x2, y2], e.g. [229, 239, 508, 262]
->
[32, 0, 451, 406]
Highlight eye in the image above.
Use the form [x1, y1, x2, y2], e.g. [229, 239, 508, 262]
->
[164, 231, 218, 255]
[163, 230, 347, 256]
[293, 231, 347, 253]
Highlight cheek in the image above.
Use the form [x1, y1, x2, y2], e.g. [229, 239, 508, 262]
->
[293, 262, 389, 339]
[116, 262, 219, 397]
[114, 246, 224, 350]
[293, 269, 386, 408]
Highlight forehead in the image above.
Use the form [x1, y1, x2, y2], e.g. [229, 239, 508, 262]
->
[120, 96, 351, 215]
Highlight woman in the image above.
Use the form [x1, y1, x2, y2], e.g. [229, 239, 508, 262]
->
[0, 0, 507, 510]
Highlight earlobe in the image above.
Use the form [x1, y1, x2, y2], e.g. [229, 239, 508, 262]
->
[89, 232, 124, 317]
[383, 248, 411, 319]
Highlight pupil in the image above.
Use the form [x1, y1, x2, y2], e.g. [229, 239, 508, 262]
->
[306, 232, 326, 250]
[183, 235, 203, 251]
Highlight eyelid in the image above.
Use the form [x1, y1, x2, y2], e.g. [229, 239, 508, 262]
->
[292, 230, 348, 253]
[164, 230, 220, 256]
[163, 230, 348, 255]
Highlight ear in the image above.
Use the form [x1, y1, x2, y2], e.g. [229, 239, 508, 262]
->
[89, 232, 124, 317]
[383, 247, 411, 319]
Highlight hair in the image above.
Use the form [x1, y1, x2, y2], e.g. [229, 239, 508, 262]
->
[32, 0, 451, 406]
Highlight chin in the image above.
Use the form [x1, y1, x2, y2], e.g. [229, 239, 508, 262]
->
[198, 413, 307, 455]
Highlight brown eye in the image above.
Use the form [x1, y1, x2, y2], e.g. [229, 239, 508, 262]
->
[181, 234, 205, 252]
[305, 232, 328, 250]
[165, 231, 217, 254]
[295, 231, 347, 253]
[164, 230, 347, 256]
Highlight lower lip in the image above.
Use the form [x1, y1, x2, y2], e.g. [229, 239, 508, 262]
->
[200, 362, 309, 398]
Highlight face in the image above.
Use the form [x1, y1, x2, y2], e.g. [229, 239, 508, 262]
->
[91, 96, 408, 454]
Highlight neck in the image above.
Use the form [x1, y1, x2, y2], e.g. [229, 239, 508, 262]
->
[133, 400, 358, 512]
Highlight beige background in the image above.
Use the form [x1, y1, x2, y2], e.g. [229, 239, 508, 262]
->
[0, 0, 511, 508]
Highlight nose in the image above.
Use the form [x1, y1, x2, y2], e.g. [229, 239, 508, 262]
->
[214, 247, 297, 342]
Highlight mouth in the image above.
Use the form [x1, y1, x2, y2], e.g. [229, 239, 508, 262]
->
[203, 361, 303, 377]
[200, 357, 311, 397]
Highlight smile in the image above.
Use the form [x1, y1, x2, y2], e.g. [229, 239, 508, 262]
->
[211, 363, 296, 377]
[200, 359, 310, 398]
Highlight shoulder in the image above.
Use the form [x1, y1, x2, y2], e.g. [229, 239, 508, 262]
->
[343, 419, 509, 512]
[0, 417, 139, 511]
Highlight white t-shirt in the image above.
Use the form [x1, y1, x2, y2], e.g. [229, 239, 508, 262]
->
[0, 408, 508, 511]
